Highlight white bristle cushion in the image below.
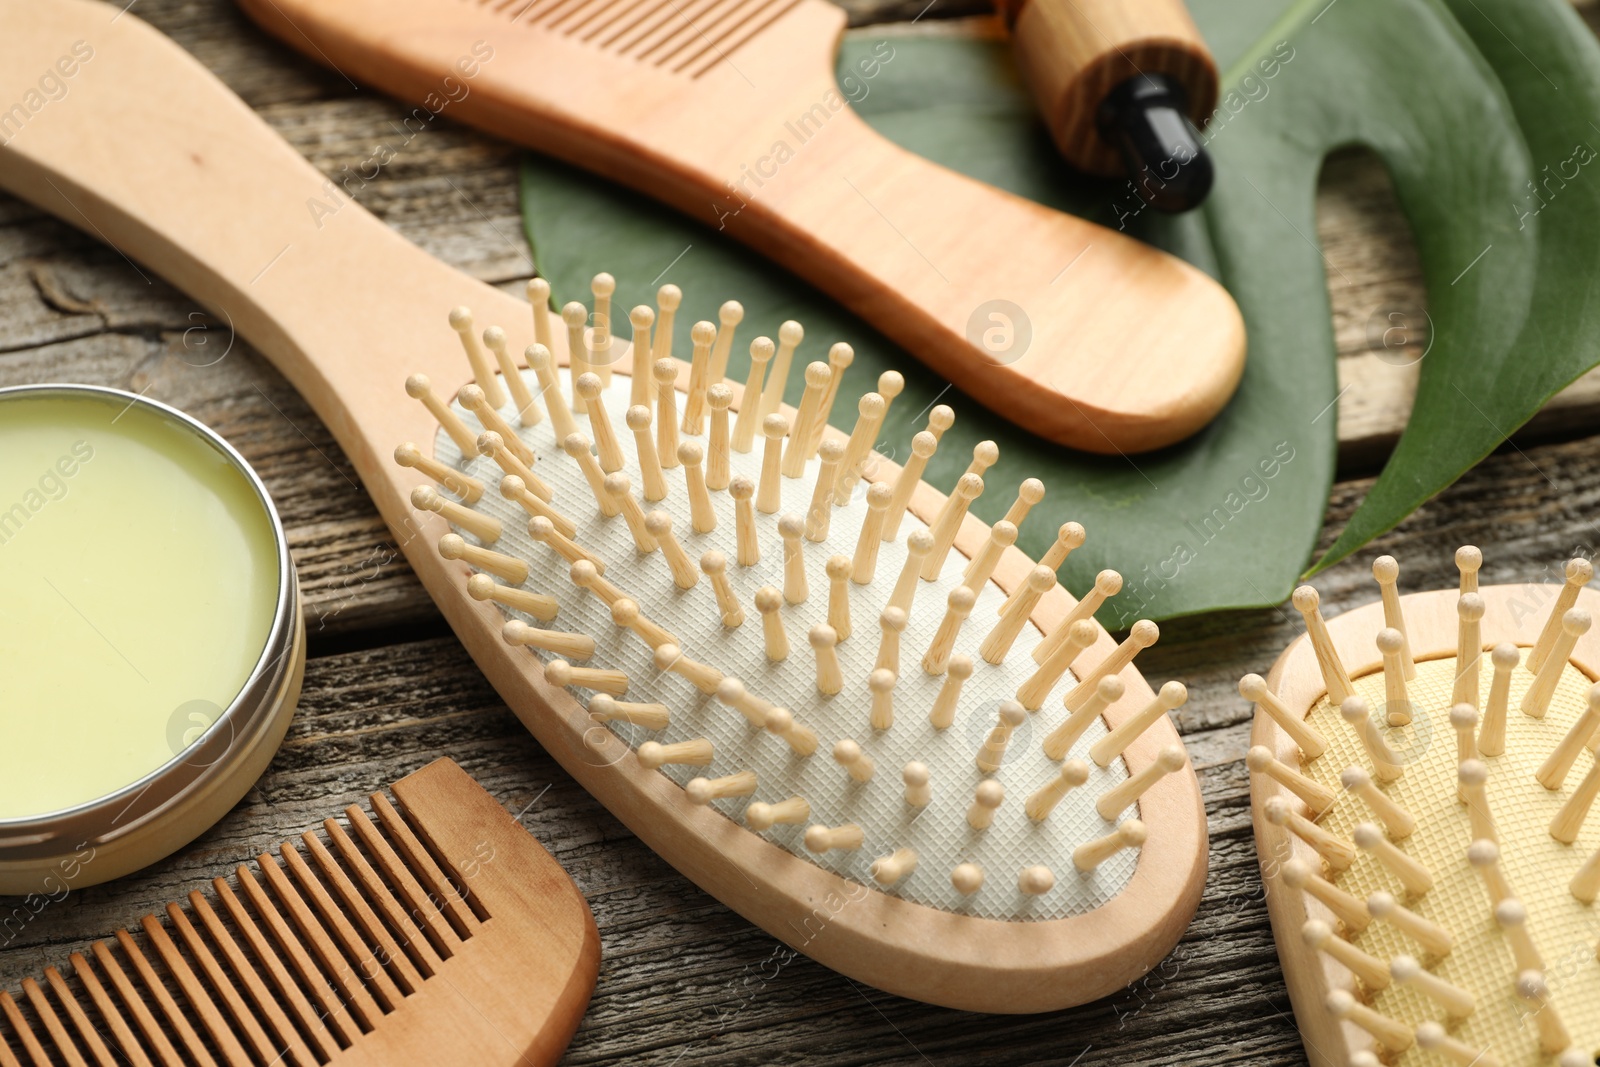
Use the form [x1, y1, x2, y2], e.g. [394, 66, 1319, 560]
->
[432, 371, 1137, 921]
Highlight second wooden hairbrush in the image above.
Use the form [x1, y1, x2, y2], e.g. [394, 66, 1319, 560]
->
[1248, 551, 1600, 1067]
[0, 0, 1206, 1013]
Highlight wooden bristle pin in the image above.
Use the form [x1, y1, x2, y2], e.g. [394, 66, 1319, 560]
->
[502, 619, 595, 661]
[1400, 972, 1476, 1028]
[685, 771, 758, 805]
[871, 848, 918, 887]
[627, 305, 655, 407]
[1341, 696, 1401, 782]
[1302, 919, 1388, 990]
[1018, 866, 1055, 896]
[1340, 766, 1414, 838]
[1354, 822, 1431, 897]
[1548, 752, 1600, 843]
[833, 391, 888, 504]
[782, 361, 832, 478]
[950, 862, 984, 895]
[1044, 675, 1123, 761]
[1064, 620, 1158, 713]
[405, 373, 477, 454]
[480, 429, 553, 502]
[980, 565, 1056, 665]
[714, 678, 773, 727]
[1569, 843, 1600, 902]
[416, 489, 502, 547]
[875, 607, 907, 674]
[881, 431, 938, 541]
[437, 533, 523, 584]
[754, 586, 789, 662]
[545, 658, 628, 696]
[764, 708, 819, 756]
[1376, 627, 1411, 725]
[807, 343, 856, 457]
[803, 823, 863, 854]
[731, 476, 759, 566]
[588, 694, 669, 731]
[483, 328, 540, 425]
[569, 559, 621, 605]
[1537, 683, 1600, 790]
[1246, 745, 1335, 817]
[1074, 819, 1146, 873]
[1018, 619, 1098, 712]
[930, 656, 972, 730]
[467, 572, 557, 623]
[678, 442, 715, 533]
[745, 796, 809, 832]
[626, 405, 666, 501]
[868, 668, 897, 730]
[1025, 759, 1090, 822]
[756, 413, 787, 514]
[810, 625, 843, 695]
[1456, 544, 1481, 594]
[651, 285, 680, 370]
[394, 442, 483, 503]
[1451, 703, 1479, 776]
[706, 384, 734, 490]
[732, 337, 773, 453]
[964, 441, 999, 481]
[1033, 569, 1120, 665]
[681, 320, 716, 434]
[1264, 795, 1355, 872]
[644, 511, 697, 589]
[1096, 745, 1185, 820]
[562, 302, 591, 410]
[1291, 585, 1354, 707]
[1494, 897, 1544, 972]
[1368, 892, 1452, 957]
[1523, 608, 1591, 718]
[976, 700, 1027, 772]
[875, 370, 905, 428]
[1453, 593, 1485, 709]
[1480, 642, 1518, 756]
[528, 277, 554, 349]
[923, 586, 977, 677]
[778, 515, 808, 603]
[1014, 523, 1089, 624]
[502, 476, 577, 539]
[1091, 681, 1188, 768]
[531, 516, 604, 573]
[576, 373, 624, 473]
[1325, 990, 1411, 1054]
[653, 644, 724, 695]
[758, 320, 803, 420]
[824, 555, 852, 640]
[1530, 557, 1595, 673]
[1281, 859, 1369, 931]
[889, 530, 934, 616]
[966, 780, 1004, 830]
[1371, 555, 1417, 679]
[652, 359, 681, 469]
[832, 740, 875, 783]
[1239, 674, 1327, 760]
[1516, 971, 1570, 1055]
[805, 439, 843, 542]
[589, 272, 616, 386]
[961, 520, 1017, 594]
[1002, 479, 1046, 532]
[610, 598, 677, 651]
[448, 306, 506, 408]
[1468, 839, 1514, 906]
[604, 473, 658, 554]
[700, 551, 744, 629]
[563, 432, 620, 516]
[902, 761, 931, 807]
[920, 473, 984, 580]
[636, 737, 714, 769]
[1458, 759, 1496, 843]
[1412, 1022, 1494, 1067]
[851, 482, 894, 583]
[708, 300, 742, 383]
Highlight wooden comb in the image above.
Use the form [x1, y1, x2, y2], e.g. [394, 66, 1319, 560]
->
[233, 0, 1246, 454]
[0, 0, 1205, 1013]
[1247, 551, 1600, 1067]
[0, 758, 599, 1067]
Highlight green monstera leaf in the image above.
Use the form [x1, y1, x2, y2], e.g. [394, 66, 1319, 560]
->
[521, 0, 1600, 623]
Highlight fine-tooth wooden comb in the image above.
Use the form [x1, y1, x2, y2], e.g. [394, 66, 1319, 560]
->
[1248, 550, 1600, 1067]
[0, 758, 600, 1067]
[0, 0, 1205, 1013]
[233, 0, 1246, 455]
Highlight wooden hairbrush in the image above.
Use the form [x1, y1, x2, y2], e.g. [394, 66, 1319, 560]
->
[0, 0, 1205, 1013]
[0, 758, 599, 1066]
[233, 0, 1244, 455]
[1248, 551, 1600, 1067]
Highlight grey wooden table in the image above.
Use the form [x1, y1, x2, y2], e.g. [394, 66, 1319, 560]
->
[4, 1, 1600, 1063]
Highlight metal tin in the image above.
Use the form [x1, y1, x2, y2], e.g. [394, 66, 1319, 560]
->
[0, 384, 304, 895]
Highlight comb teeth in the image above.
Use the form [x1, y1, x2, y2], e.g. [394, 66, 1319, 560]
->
[0, 789, 479, 1066]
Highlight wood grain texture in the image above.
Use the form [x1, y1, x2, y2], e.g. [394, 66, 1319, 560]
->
[3, 0, 1600, 1062]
